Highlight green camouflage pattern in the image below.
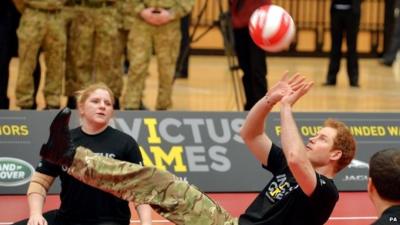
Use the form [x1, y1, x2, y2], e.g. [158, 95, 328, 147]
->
[16, 7, 66, 108]
[64, 5, 122, 97]
[122, 0, 194, 109]
[113, 0, 129, 96]
[114, 28, 128, 76]
[69, 147, 238, 225]
[124, 18, 181, 109]
[116, 0, 132, 30]
[63, 4, 78, 98]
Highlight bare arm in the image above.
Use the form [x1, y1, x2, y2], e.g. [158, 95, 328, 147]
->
[26, 172, 56, 225]
[240, 72, 303, 166]
[27, 193, 47, 225]
[136, 204, 153, 225]
[240, 95, 276, 165]
[280, 78, 315, 196]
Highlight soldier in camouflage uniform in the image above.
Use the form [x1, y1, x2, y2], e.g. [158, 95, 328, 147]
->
[124, 0, 194, 110]
[15, 0, 67, 109]
[65, 0, 122, 108]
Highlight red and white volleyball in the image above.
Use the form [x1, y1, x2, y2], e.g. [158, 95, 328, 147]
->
[249, 4, 295, 52]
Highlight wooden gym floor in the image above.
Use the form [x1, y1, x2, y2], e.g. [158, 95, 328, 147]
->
[0, 192, 377, 225]
[6, 55, 400, 112]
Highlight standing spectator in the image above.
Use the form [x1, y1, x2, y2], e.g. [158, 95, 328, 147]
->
[0, 0, 40, 110]
[324, 0, 362, 87]
[65, 0, 122, 109]
[379, 0, 400, 67]
[15, 0, 67, 109]
[368, 148, 400, 225]
[123, 0, 194, 110]
[116, 0, 149, 110]
[229, 0, 269, 111]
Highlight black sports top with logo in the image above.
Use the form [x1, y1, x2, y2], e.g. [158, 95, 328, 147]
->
[372, 206, 400, 225]
[239, 144, 339, 225]
[36, 126, 143, 225]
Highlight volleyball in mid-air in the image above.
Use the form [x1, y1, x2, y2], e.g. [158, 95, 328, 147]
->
[249, 4, 295, 52]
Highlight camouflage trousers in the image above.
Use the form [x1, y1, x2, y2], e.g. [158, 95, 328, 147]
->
[64, 6, 122, 98]
[124, 19, 181, 110]
[16, 8, 66, 108]
[68, 147, 238, 225]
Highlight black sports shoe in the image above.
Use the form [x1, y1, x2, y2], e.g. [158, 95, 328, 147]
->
[40, 107, 76, 166]
[379, 58, 393, 67]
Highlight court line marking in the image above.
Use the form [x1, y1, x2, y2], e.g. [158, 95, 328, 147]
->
[329, 216, 377, 220]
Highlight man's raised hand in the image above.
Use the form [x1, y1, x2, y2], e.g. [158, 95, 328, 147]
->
[266, 71, 308, 105]
[281, 76, 314, 107]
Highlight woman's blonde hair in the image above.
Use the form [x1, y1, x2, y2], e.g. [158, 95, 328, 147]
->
[75, 83, 115, 107]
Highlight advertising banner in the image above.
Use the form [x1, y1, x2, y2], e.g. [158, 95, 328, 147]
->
[1, 110, 399, 194]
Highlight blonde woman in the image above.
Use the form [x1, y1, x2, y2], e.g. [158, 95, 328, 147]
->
[22, 83, 152, 225]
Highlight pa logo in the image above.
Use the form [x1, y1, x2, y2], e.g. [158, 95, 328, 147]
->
[0, 157, 35, 187]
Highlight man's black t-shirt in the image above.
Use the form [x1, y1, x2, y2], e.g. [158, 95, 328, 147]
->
[372, 205, 400, 225]
[36, 126, 143, 225]
[239, 144, 339, 225]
